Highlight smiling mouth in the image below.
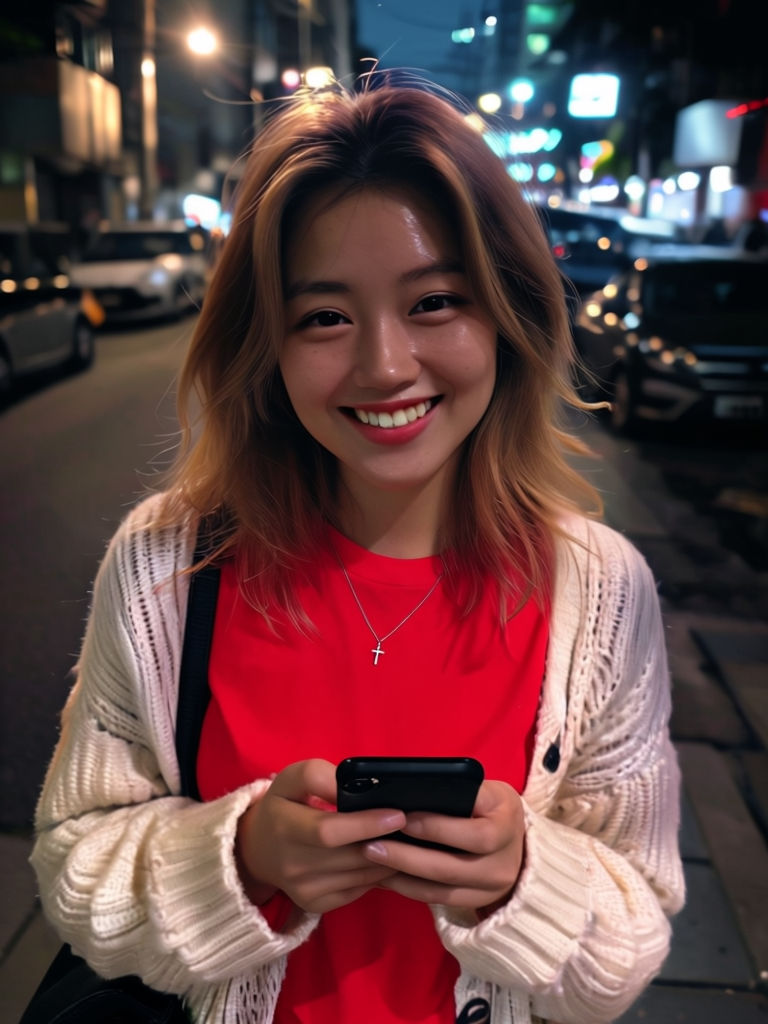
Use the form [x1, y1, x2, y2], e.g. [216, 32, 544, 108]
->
[347, 398, 438, 429]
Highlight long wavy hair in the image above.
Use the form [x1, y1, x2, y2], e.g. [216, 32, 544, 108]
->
[158, 79, 601, 622]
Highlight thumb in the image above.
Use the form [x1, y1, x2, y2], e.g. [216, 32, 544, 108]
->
[271, 758, 338, 807]
[471, 779, 516, 817]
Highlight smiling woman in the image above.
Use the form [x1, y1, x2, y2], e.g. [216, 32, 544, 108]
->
[279, 186, 498, 530]
[30, 78, 684, 1024]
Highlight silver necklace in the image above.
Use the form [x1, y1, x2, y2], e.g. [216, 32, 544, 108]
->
[331, 543, 445, 666]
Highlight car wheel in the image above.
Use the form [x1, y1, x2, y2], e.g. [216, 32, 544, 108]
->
[609, 370, 638, 433]
[70, 317, 95, 371]
[0, 345, 13, 404]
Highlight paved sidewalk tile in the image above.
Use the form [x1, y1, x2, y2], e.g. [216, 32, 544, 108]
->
[0, 833, 36, 960]
[0, 911, 60, 1024]
[677, 742, 768, 983]
[617, 982, 768, 1023]
[661, 862, 753, 986]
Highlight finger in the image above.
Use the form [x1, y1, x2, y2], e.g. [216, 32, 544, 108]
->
[312, 806, 408, 849]
[269, 792, 407, 851]
[399, 813, 503, 856]
[300, 862, 397, 899]
[364, 837, 479, 882]
[288, 864, 399, 914]
[269, 759, 338, 805]
[305, 876, 393, 914]
[363, 836, 518, 897]
[470, 779, 519, 818]
[377, 872, 505, 909]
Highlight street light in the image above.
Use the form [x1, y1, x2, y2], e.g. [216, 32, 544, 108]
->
[304, 66, 334, 89]
[187, 27, 218, 57]
[478, 92, 502, 114]
[509, 79, 535, 104]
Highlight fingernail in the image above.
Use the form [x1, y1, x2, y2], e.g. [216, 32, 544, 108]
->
[380, 812, 406, 829]
[366, 841, 387, 859]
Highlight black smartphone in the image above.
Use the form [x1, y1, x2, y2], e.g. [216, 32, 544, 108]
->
[336, 756, 484, 849]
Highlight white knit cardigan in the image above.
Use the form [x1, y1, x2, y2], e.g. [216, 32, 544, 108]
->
[31, 494, 684, 1024]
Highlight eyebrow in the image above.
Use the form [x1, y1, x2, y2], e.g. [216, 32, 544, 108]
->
[284, 259, 466, 301]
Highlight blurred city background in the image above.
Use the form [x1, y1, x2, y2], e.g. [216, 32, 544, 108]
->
[2, 1, 767, 240]
[0, 1, 767, 1021]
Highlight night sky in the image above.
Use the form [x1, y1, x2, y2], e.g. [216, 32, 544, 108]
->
[356, 0, 488, 90]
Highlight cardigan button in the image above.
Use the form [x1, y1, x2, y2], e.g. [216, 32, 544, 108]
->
[457, 997, 491, 1024]
[543, 743, 560, 772]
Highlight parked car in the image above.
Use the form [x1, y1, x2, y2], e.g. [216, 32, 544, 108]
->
[68, 221, 209, 324]
[537, 203, 679, 297]
[572, 251, 768, 432]
[0, 226, 103, 403]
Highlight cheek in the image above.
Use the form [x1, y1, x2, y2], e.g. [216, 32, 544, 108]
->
[450, 327, 498, 388]
[278, 347, 311, 414]
[279, 345, 341, 411]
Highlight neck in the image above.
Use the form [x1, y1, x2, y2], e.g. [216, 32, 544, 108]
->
[336, 474, 453, 559]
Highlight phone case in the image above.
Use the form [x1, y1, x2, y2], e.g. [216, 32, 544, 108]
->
[336, 756, 483, 817]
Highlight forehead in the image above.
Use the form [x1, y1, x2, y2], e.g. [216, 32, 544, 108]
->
[283, 184, 458, 273]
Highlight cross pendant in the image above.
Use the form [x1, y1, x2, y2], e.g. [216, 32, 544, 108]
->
[371, 641, 385, 666]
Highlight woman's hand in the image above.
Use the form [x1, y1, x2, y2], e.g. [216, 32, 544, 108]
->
[362, 780, 525, 915]
[235, 759, 406, 914]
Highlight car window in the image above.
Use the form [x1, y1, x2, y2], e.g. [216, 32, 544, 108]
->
[541, 208, 625, 246]
[643, 262, 768, 316]
[0, 234, 58, 279]
[83, 232, 194, 261]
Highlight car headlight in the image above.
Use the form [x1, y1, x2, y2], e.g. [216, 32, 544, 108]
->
[146, 267, 171, 288]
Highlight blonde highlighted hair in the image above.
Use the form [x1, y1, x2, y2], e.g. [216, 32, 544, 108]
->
[159, 78, 601, 620]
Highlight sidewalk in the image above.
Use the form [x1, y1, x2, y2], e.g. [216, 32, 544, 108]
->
[2, 441, 767, 1023]
[579, 438, 768, 1021]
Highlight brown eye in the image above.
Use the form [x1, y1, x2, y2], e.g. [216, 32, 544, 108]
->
[300, 310, 350, 328]
[410, 294, 462, 315]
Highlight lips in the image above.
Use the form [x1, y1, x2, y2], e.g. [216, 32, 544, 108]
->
[350, 398, 434, 429]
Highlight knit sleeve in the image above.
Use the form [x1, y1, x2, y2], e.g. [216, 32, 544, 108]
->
[30, 500, 319, 999]
[433, 527, 685, 1023]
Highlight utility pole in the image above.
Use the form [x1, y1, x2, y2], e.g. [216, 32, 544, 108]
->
[139, 0, 158, 219]
[298, 0, 312, 73]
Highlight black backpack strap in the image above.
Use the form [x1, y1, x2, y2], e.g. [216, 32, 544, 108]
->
[175, 517, 221, 801]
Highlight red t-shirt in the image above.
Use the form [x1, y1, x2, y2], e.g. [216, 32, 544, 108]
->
[197, 529, 549, 1024]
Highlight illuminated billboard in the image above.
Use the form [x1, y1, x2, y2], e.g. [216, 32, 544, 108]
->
[673, 100, 742, 167]
[567, 74, 620, 118]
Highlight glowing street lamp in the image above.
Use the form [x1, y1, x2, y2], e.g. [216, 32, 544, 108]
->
[187, 26, 218, 57]
[509, 79, 535, 104]
[305, 66, 334, 89]
[478, 92, 502, 114]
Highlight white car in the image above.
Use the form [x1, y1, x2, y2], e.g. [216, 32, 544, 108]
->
[0, 226, 103, 402]
[68, 222, 209, 324]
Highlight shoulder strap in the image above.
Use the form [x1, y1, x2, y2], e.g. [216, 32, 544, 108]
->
[175, 519, 221, 801]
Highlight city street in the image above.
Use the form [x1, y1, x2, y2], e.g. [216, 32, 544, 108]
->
[1, 315, 767, 1021]
[0, 315, 198, 829]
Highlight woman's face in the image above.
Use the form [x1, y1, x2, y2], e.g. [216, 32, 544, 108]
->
[279, 186, 498, 504]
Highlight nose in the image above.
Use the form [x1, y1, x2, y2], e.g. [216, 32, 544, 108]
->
[353, 314, 420, 390]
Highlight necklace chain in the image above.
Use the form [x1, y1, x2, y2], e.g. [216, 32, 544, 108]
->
[331, 543, 444, 666]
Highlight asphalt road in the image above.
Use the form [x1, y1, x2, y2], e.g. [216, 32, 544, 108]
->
[0, 315, 197, 829]
[0, 314, 765, 829]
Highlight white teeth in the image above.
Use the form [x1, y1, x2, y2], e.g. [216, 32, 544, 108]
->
[353, 399, 433, 428]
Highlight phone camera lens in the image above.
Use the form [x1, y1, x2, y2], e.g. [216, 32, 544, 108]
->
[344, 776, 379, 793]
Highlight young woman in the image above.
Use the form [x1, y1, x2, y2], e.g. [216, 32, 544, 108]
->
[31, 81, 684, 1024]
